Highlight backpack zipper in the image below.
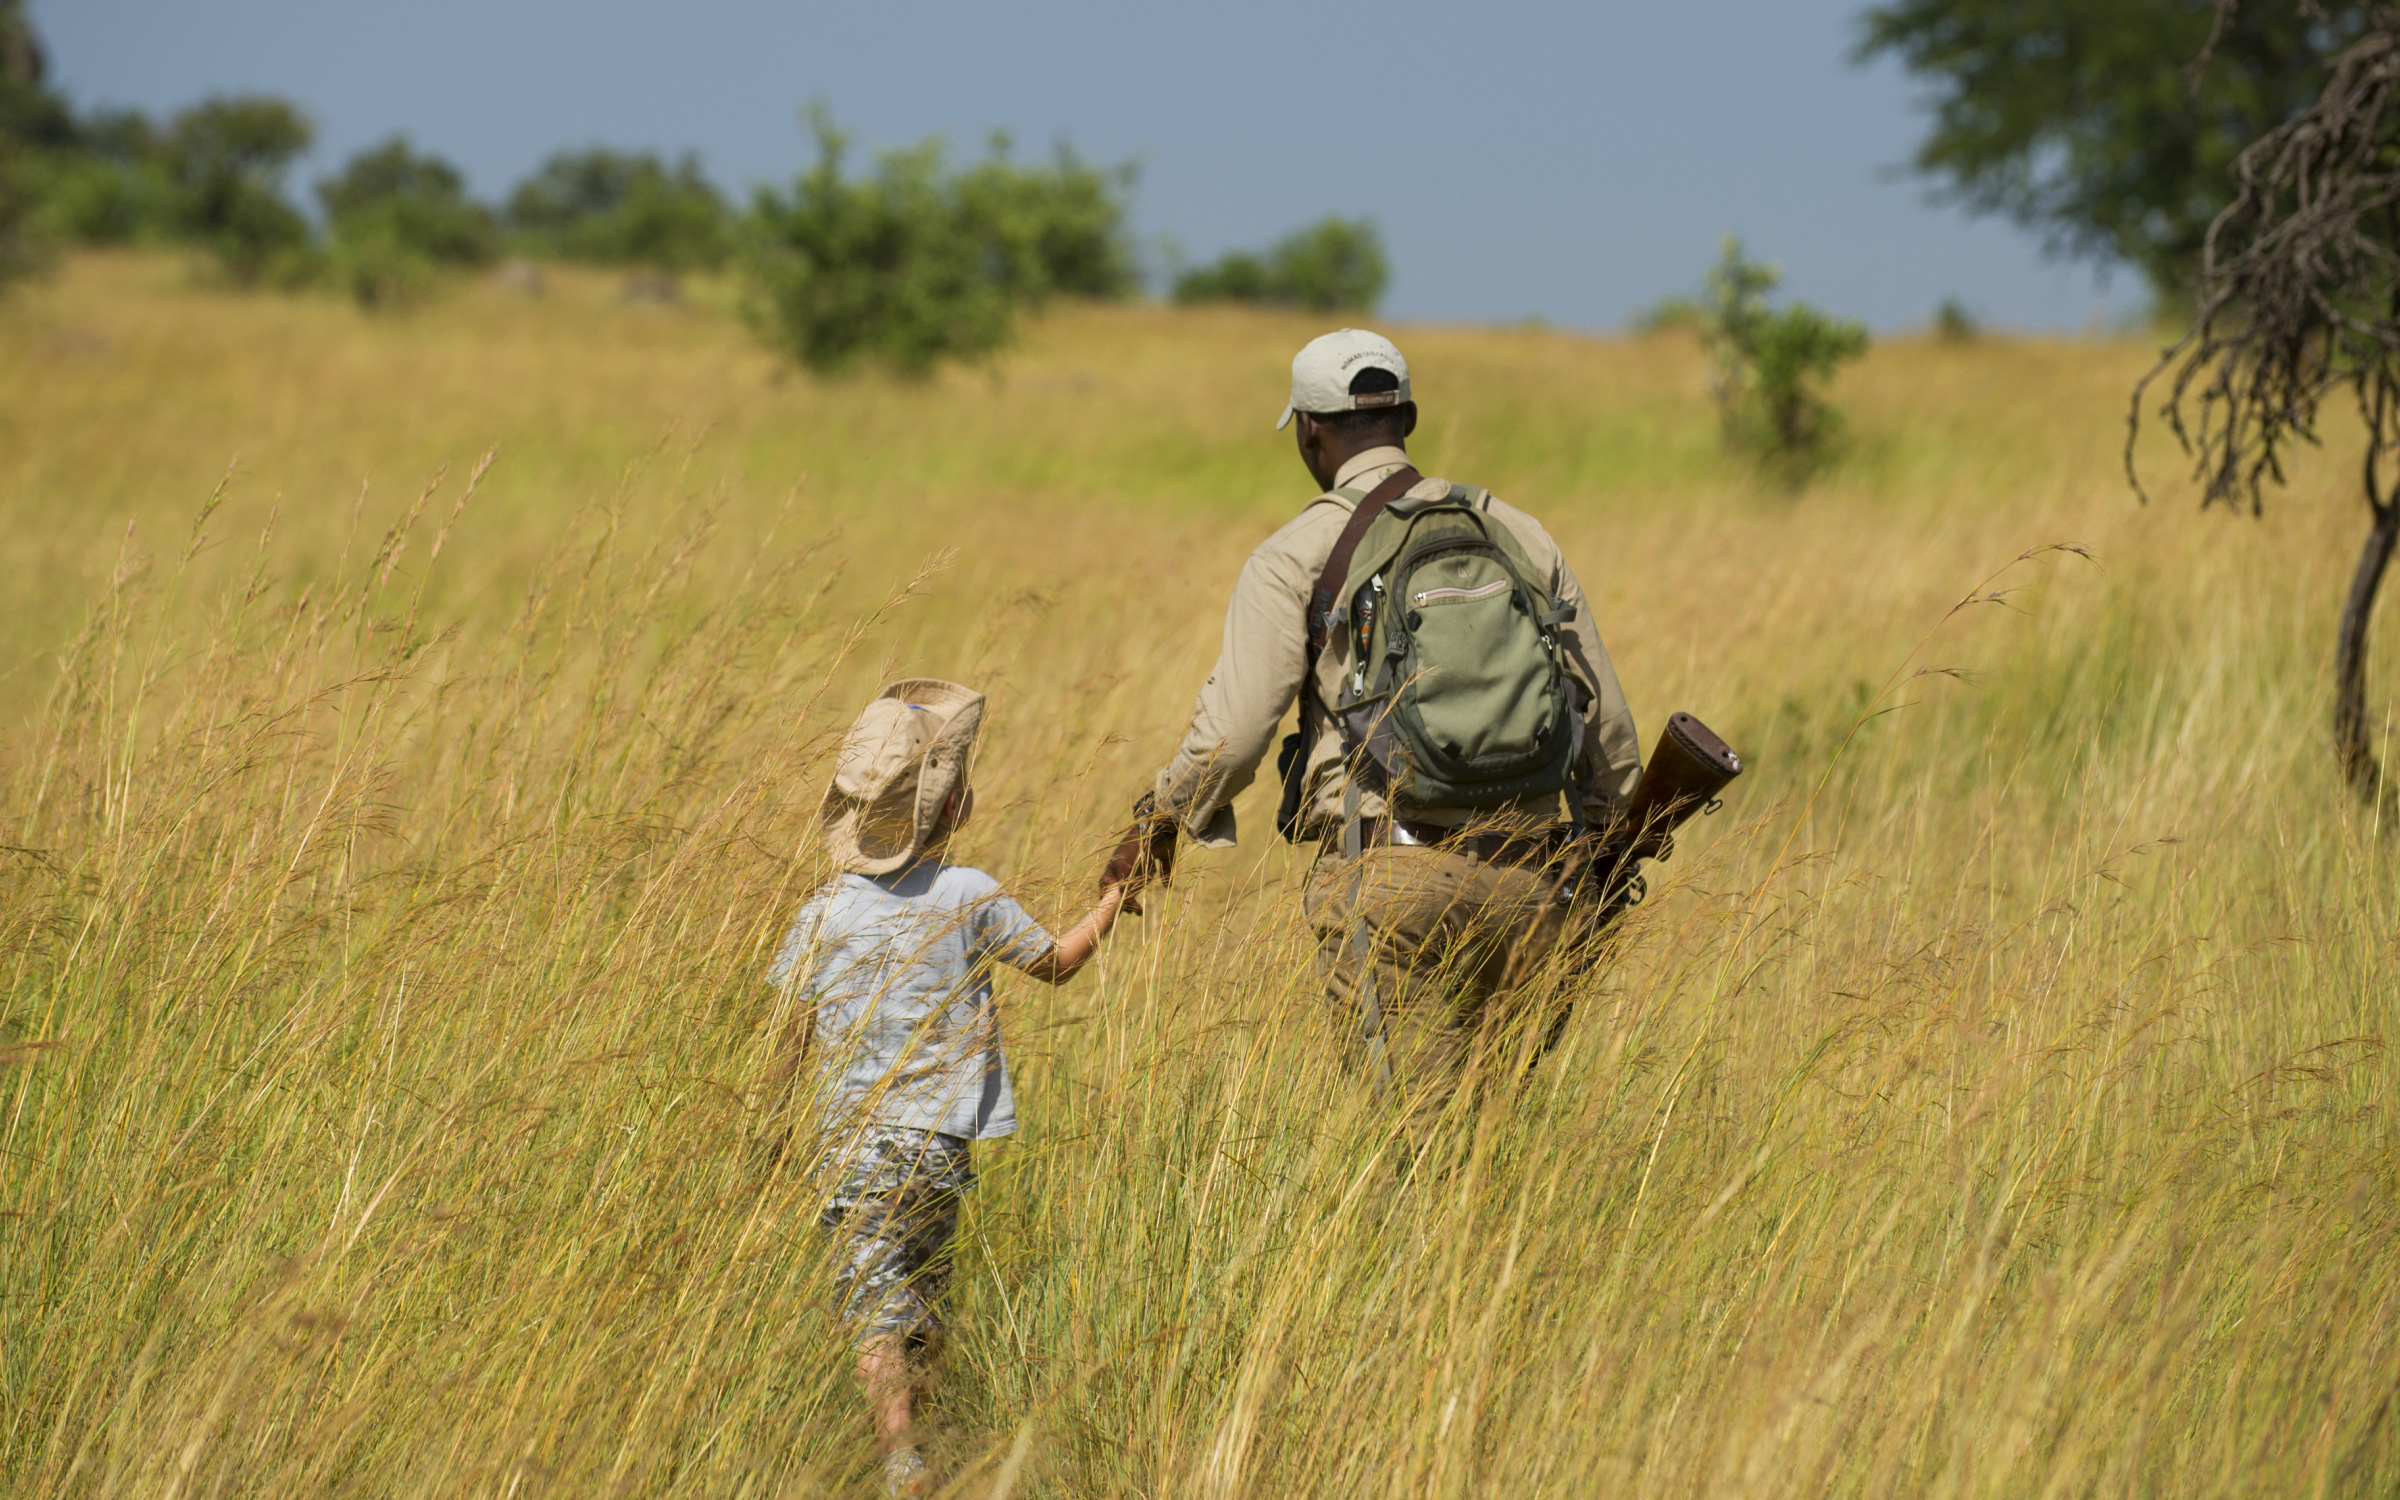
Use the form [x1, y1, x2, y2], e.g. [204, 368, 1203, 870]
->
[1410, 578, 1511, 607]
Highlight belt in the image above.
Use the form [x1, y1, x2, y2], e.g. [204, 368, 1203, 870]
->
[1352, 817, 1574, 867]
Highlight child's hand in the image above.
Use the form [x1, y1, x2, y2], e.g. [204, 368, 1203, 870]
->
[1099, 793, 1178, 914]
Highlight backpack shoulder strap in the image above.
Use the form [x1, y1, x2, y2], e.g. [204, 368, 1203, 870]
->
[1306, 465, 1420, 654]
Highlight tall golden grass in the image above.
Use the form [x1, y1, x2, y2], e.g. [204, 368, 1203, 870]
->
[0, 253, 2394, 1497]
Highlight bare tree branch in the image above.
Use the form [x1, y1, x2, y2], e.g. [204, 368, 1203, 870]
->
[2134, 3, 2400, 803]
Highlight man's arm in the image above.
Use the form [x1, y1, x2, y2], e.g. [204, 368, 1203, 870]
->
[1150, 537, 1316, 848]
[1551, 553, 1643, 824]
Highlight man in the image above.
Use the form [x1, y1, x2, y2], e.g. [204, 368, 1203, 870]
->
[1118, 328, 1642, 1136]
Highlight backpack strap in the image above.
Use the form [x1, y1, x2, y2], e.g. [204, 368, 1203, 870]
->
[1275, 463, 1422, 845]
[1306, 465, 1421, 654]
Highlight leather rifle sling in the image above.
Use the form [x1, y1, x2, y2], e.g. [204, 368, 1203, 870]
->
[1307, 464, 1421, 656]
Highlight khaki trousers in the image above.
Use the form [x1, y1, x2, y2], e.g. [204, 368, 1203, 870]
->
[1302, 840, 1577, 1138]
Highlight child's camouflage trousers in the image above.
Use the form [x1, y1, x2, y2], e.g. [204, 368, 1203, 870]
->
[818, 1124, 975, 1348]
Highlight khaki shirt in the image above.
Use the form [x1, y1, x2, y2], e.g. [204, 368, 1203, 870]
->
[1155, 446, 1642, 848]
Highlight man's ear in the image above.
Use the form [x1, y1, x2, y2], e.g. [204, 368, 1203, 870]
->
[1399, 402, 1419, 440]
[1295, 412, 1333, 484]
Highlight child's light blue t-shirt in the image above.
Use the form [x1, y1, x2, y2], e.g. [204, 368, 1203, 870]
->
[769, 862, 1054, 1141]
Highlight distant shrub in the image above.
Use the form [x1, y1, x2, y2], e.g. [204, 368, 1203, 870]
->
[3, 17, 316, 286]
[0, 0, 73, 155]
[324, 227, 431, 310]
[741, 106, 1137, 376]
[1933, 296, 1981, 343]
[321, 138, 497, 265]
[507, 148, 731, 272]
[1631, 294, 1704, 335]
[159, 95, 314, 285]
[1174, 216, 1388, 313]
[5, 86, 292, 268]
[1174, 248, 1270, 304]
[953, 136, 1140, 301]
[318, 138, 498, 309]
[744, 123, 1008, 375]
[2, 0, 67, 286]
[30, 109, 175, 245]
[1701, 236, 1867, 467]
[0, 141, 42, 290]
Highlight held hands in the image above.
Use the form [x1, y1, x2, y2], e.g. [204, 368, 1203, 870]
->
[1098, 791, 1179, 915]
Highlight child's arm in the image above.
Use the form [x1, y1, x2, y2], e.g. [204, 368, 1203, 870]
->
[1016, 884, 1126, 985]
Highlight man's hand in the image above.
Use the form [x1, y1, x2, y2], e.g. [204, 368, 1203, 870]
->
[1099, 792, 1178, 915]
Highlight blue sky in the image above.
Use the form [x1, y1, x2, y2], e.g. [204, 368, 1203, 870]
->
[33, 0, 2143, 332]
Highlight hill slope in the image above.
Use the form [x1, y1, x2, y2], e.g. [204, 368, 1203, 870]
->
[0, 255, 2391, 1497]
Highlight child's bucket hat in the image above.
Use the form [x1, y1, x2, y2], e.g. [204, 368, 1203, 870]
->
[820, 678, 985, 876]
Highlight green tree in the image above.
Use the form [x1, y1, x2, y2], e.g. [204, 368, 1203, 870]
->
[1856, 0, 2364, 302]
[1, 14, 315, 283]
[2134, 9, 2400, 804]
[953, 137, 1139, 300]
[33, 108, 176, 246]
[159, 95, 313, 284]
[1174, 216, 1389, 312]
[1933, 296, 1982, 342]
[1266, 217, 1388, 312]
[741, 107, 1137, 376]
[0, 0, 66, 289]
[320, 137, 497, 264]
[320, 137, 498, 308]
[1701, 237, 1868, 466]
[0, 0, 71, 152]
[1174, 249, 1269, 304]
[507, 148, 731, 272]
[0, 139, 38, 290]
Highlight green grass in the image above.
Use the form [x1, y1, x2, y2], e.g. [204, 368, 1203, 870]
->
[0, 253, 2393, 1496]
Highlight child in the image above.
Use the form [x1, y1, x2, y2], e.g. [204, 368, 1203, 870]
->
[769, 679, 1128, 1499]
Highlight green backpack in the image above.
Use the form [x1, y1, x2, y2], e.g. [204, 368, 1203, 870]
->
[1324, 481, 1580, 809]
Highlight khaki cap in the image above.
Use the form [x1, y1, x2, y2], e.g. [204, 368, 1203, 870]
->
[819, 678, 985, 876]
[1276, 327, 1412, 430]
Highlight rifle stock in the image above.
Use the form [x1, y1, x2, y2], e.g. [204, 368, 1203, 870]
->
[1609, 711, 1743, 864]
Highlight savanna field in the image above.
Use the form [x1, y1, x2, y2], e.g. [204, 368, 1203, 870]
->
[1, 253, 2394, 1497]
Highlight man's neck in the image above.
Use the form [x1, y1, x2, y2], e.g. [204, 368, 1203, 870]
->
[1330, 444, 1411, 492]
